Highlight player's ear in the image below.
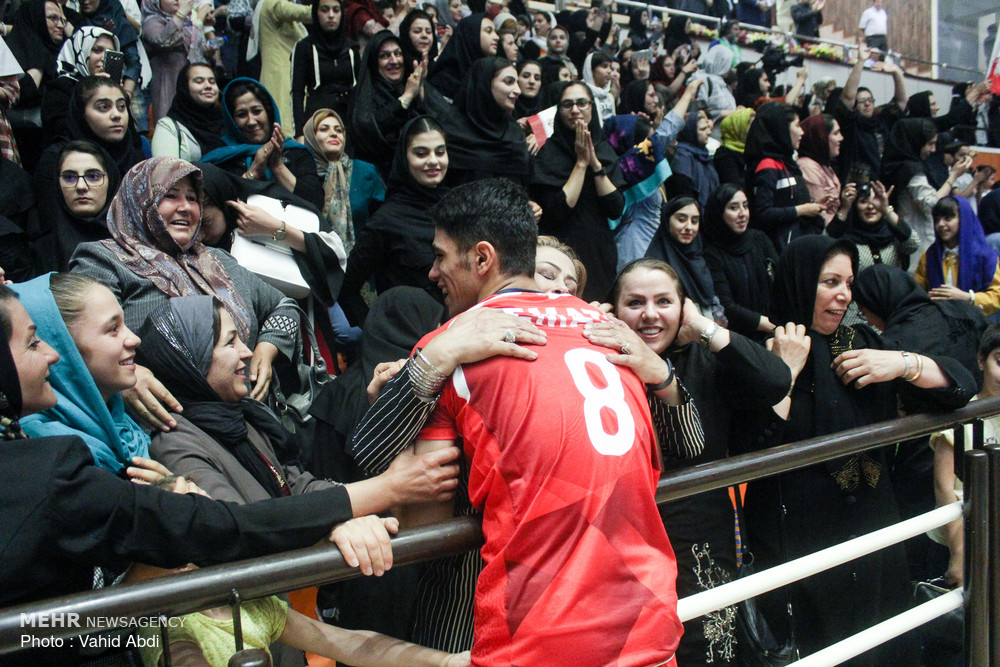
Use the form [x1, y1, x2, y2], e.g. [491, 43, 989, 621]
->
[474, 241, 498, 276]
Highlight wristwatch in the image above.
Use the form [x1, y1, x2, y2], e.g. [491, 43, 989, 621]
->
[699, 322, 720, 348]
[272, 219, 287, 241]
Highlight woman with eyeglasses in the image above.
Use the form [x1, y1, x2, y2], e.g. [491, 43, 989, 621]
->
[34, 140, 122, 270]
[531, 81, 624, 302]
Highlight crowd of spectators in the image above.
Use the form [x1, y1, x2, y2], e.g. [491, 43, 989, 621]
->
[1, 0, 999, 664]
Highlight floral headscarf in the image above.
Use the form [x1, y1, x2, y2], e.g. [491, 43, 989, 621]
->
[101, 157, 254, 342]
[303, 109, 355, 252]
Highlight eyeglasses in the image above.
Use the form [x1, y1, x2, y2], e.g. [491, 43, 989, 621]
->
[377, 48, 403, 60]
[60, 170, 107, 188]
[45, 14, 67, 24]
[856, 96, 874, 105]
[558, 98, 592, 110]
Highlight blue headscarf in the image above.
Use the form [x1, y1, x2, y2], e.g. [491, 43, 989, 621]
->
[14, 274, 149, 473]
[602, 114, 672, 230]
[925, 196, 999, 293]
[201, 78, 309, 174]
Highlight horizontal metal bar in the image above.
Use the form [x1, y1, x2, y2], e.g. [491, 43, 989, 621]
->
[678, 502, 961, 621]
[3, 398, 999, 654]
[790, 588, 964, 666]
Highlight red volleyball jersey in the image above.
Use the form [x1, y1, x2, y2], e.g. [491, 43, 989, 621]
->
[416, 291, 682, 667]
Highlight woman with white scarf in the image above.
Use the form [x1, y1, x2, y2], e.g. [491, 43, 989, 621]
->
[582, 51, 617, 128]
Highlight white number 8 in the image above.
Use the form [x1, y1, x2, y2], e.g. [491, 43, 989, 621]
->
[564, 348, 636, 456]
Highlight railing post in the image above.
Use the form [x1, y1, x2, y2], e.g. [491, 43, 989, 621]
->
[964, 449, 989, 667]
[986, 443, 1000, 667]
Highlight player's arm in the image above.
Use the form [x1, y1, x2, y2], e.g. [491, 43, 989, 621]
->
[399, 439, 459, 528]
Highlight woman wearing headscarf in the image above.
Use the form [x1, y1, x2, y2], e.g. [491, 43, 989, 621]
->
[745, 235, 975, 665]
[77, 0, 141, 93]
[202, 77, 324, 209]
[436, 56, 529, 186]
[513, 59, 542, 119]
[426, 12, 497, 100]
[881, 118, 970, 266]
[914, 195, 1000, 316]
[625, 8, 651, 50]
[4, 0, 66, 110]
[527, 9, 553, 56]
[33, 140, 122, 270]
[645, 196, 725, 322]
[691, 44, 737, 124]
[69, 157, 301, 403]
[663, 16, 694, 55]
[745, 101, 823, 251]
[581, 51, 617, 126]
[152, 63, 225, 161]
[141, 0, 207, 122]
[290, 0, 359, 137]
[531, 80, 624, 301]
[348, 30, 436, 180]
[713, 106, 753, 186]
[339, 115, 448, 325]
[41, 26, 119, 142]
[826, 176, 916, 280]
[301, 108, 384, 253]
[609, 80, 700, 270]
[400, 9, 439, 65]
[796, 113, 843, 225]
[702, 183, 779, 340]
[671, 108, 719, 209]
[905, 89, 977, 136]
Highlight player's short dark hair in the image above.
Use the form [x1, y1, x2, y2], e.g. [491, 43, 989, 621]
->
[432, 178, 537, 278]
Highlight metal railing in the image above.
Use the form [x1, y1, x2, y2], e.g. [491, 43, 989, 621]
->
[563, 0, 984, 79]
[3, 396, 1000, 664]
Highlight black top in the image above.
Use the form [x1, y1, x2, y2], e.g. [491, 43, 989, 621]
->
[704, 229, 778, 339]
[339, 115, 448, 325]
[0, 435, 351, 608]
[5, 0, 63, 107]
[291, 8, 359, 136]
[531, 82, 624, 302]
[426, 12, 488, 100]
[438, 57, 530, 187]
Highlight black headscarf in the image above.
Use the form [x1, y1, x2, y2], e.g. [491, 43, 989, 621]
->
[441, 57, 530, 184]
[513, 60, 542, 119]
[348, 31, 411, 167]
[531, 81, 619, 189]
[196, 161, 244, 250]
[745, 101, 797, 168]
[67, 80, 145, 175]
[309, 287, 443, 479]
[0, 298, 25, 439]
[663, 16, 691, 53]
[702, 183, 751, 255]
[905, 91, 933, 119]
[853, 263, 986, 386]
[165, 64, 225, 155]
[645, 196, 717, 310]
[44, 142, 122, 269]
[399, 9, 438, 65]
[6, 0, 64, 80]
[619, 79, 649, 115]
[307, 0, 351, 59]
[427, 12, 490, 99]
[837, 197, 895, 250]
[628, 9, 651, 51]
[767, 235, 893, 449]
[880, 118, 937, 204]
[137, 296, 295, 499]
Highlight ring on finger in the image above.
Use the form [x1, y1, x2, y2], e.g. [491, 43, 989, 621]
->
[621, 342, 631, 355]
[504, 328, 516, 344]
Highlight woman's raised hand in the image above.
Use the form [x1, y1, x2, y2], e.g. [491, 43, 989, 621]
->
[122, 364, 181, 431]
[248, 341, 279, 400]
[582, 316, 672, 386]
[871, 180, 893, 213]
[574, 120, 590, 168]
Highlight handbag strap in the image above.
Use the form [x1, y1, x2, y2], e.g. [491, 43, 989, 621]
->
[271, 296, 329, 407]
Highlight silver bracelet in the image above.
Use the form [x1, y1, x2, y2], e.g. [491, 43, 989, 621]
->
[409, 349, 447, 401]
